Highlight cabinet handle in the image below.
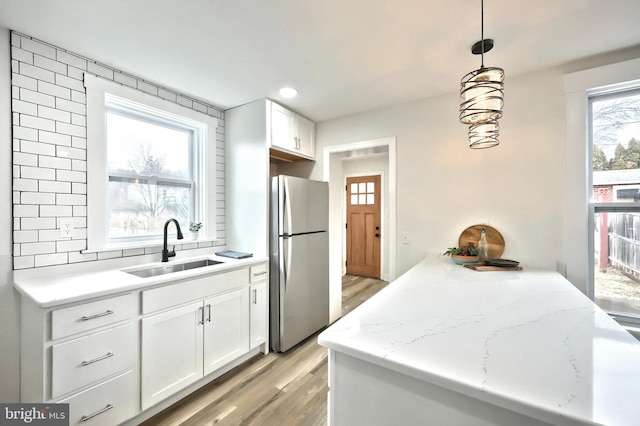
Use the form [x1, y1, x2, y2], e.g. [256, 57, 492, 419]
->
[81, 352, 114, 366]
[253, 271, 267, 277]
[80, 310, 114, 321]
[81, 404, 113, 422]
[253, 289, 257, 304]
[199, 306, 204, 325]
[207, 304, 212, 322]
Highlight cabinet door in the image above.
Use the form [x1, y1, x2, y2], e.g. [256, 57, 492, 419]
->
[270, 102, 296, 151]
[141, 301, 204, 410]
[249, 281, 267, 349]
[203, 288, 249, 375]
[296, 114, 315, 159]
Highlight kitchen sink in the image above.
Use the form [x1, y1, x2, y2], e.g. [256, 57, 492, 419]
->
[126, 259, 224, 278]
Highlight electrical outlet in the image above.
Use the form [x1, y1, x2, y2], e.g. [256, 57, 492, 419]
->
[401, 232, 409, 244]
[60, 219, 74, 237]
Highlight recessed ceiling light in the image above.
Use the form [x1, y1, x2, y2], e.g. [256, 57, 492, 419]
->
[279, 87, 298, 98]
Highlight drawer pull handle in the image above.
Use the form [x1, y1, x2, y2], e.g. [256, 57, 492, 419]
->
[253, 271, 267, 276]
[81, 352, 114, 366]
[81, 310, 114, 321]
[81, 404, 113, 422]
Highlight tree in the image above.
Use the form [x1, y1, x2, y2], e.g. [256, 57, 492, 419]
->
[592, 95, 640, 170]
[128, 144, 170, 231]
[593, 145, 609, 171]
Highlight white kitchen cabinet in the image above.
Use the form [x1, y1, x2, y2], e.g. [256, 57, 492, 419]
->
[249, 281, 267, 348]
[269, 100, 315, 160]
[20, 293, 138, 425]
[141, 301, 204, 410]
[203, 288, 249, 375]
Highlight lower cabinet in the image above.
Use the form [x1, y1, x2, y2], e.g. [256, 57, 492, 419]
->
[141, 287, 250, 410]
[249, 281, 267, 348]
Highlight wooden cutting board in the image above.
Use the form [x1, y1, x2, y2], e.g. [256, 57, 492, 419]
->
[458, 224, 505, 259]
[464, 262, 522, 272]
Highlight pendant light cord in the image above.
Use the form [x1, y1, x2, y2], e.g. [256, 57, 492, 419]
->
[480, 0, 484, 68]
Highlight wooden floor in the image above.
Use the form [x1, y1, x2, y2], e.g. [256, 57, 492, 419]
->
[141, 275, 387, 426]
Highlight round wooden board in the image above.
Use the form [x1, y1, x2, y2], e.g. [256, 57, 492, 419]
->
[458, 224, 505, 259]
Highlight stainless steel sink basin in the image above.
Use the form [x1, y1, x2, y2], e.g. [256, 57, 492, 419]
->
[126, 259, 224, 278]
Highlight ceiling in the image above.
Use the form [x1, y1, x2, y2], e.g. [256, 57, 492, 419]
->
[1, 0, 639, 121]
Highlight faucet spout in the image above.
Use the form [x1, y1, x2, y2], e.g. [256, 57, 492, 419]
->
[162, 219, 184, 262]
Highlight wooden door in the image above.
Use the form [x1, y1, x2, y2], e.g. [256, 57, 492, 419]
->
[346, 175, 381, 278]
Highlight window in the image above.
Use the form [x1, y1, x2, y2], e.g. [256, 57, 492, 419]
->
[590, 88, 640, 322]
[85, 75, 218, 251]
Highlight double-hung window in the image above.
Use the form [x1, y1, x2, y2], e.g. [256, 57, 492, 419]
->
[590, 87, 640, 323]
[85, 75, 218, 251]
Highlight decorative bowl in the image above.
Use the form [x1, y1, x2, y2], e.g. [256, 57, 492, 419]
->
[450, 255, 480, 265]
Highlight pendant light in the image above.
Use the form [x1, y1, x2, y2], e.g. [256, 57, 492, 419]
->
[459, 0, 504, 149]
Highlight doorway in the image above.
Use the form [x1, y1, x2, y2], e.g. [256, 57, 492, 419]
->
[323, 137, 397, 323]
[346, 175, 381, 278]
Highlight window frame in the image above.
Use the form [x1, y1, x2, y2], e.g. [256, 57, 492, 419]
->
[589, 86, 640, 325]
[84, 74, 218, 252]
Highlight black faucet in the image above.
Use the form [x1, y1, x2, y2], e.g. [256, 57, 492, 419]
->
[162, 219, 184, 262]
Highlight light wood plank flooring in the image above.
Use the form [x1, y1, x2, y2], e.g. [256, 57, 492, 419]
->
[141, 275, 388, 426]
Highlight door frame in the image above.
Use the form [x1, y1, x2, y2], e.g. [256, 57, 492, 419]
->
[323, 137, 397, 323]
[343, 171, 385, 279]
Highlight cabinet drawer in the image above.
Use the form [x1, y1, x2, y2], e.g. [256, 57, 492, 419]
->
[51, 293, 135, 340]
[142, 268, 247, 314]
[52, 323, 135, 398]
[250, 263, 268, 283]
[59, 370, 137, 426]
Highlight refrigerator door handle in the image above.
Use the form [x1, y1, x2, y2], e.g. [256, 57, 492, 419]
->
[280, 236, 288, 293]
[285, 236, 293, 293]
[284, 177, 292, 236]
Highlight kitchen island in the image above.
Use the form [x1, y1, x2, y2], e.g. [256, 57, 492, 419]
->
[318, 255, 640, 425]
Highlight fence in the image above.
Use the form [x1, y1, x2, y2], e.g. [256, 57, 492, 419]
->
[608, 212, 640, 280]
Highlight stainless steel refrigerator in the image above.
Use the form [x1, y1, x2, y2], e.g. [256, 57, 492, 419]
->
[270, 175, 329, 352]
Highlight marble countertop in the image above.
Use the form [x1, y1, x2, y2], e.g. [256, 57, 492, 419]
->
[14, 254, 268, 308]
[318, 254, 640, 425]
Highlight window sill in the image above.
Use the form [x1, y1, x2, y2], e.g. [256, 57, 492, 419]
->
[81, 236, 220, 254]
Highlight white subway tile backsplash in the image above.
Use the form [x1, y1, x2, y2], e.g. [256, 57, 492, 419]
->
[34, 54, 67, 74]
[21, 140, 56, 156]
[20, 165, 56, 180]
[39, 130, 72, 146]
[21, 241, 56, 255]
[38, 105, 71, 123]
[56, 193, 86, 205]
[19, 88, 55, 107]
[56, 50, 87, 70]
[20, 191, 56, 205]
[13, 152, 38, 167]
[12, 74, 38, 91]
[13, 205, 39, 218]
[34, 253, 68, 267]
[39, 180, 71, 193]
[87, 62, 114, 80]
[14, 256, 35, 270]
[55, 98, 85, 115]
[39, 155, 71, 170]
[56, 169, 86, 183]
[20, 62, 55, 83]
[12, 32, 226, 270]
[40, 205, 73, 217]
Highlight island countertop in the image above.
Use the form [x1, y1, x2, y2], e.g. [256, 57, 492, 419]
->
[318, 255, 640, 425]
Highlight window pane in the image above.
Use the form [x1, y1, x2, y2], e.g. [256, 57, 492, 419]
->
[106, 111, 192, 180]
[367, 182, 374, 193]
[107, 179, 191, 238]
[594, 211, 640, 317]
[359, 182, 366, 193]
[367, 194, 374, 205]
[351, 183, 358, 194]
[359, 194, 366, 204]
[350, 194, 358, 205]
[591, 92, 640, 203]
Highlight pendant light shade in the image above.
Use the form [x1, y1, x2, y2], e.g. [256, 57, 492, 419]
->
[459, 0, 504, 149]
[459, 66, 504, 125]
[468, 119, 500, 149]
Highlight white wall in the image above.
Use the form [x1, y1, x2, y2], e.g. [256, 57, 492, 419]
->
[0, 28, 19, 402]
[311, 67, 565, 278]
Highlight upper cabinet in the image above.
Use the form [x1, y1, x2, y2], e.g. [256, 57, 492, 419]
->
[269, 101, 315, 161]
